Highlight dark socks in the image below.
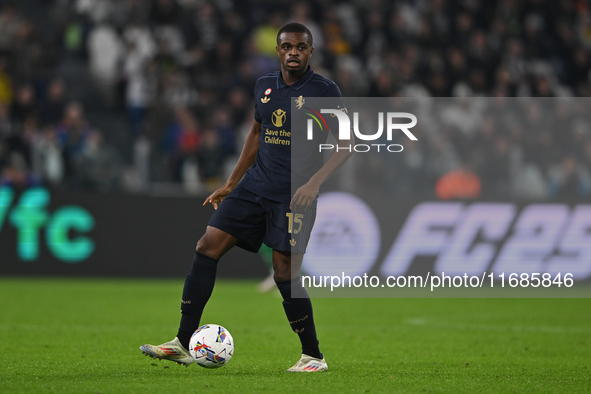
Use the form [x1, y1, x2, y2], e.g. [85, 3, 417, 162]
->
[177, 251, 218, 349]
[177, 330, 193, 350]
[276, 277, 322, 359]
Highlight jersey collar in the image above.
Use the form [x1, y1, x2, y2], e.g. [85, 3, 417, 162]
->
[276, 66, 314, 90]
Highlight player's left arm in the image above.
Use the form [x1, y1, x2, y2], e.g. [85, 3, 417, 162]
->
[290, 138, 353, 211]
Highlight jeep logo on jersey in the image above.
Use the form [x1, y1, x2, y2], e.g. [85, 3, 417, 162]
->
[272, 109, 286, 127]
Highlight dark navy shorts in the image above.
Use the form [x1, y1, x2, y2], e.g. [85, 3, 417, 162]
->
[208, 184, 316, 254]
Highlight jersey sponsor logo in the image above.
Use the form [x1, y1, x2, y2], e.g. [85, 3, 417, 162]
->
[264, 128, 290, 145]
[272, 109, 286, 127]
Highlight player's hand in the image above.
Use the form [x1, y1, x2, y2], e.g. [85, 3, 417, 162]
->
[203, 184, 234, 210]
[290, 181, 319, 212]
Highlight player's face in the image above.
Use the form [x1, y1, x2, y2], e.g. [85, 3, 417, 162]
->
[276, 32, 314, 74]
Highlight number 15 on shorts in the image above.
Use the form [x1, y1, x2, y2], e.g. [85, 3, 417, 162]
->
[286, 213, 303, 234]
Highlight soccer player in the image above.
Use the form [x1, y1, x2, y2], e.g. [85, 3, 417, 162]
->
[140, 23, 352, 372]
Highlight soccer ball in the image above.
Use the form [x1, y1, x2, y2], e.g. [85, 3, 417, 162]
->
[189, 324, 234, 368]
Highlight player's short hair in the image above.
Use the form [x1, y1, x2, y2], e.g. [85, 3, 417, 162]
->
[276, 23, 313, 46]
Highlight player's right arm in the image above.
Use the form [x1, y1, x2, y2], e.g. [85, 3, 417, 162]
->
[203, 120, 261, 209]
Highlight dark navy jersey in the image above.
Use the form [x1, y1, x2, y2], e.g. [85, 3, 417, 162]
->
[240, 66, 343, 203]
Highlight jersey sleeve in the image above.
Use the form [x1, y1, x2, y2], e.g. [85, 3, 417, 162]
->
[320, 82, 347, 137]
[321, 81, 343, 98]
[254, 85, 262, 123]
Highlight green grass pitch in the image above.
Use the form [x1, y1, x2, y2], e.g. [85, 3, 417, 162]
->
[1, 277, 589, 393]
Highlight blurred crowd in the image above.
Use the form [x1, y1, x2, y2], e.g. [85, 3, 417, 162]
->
[1, 0, 591, 199]
[352, 96, 591, 200]
[0, 0, 121, 192]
